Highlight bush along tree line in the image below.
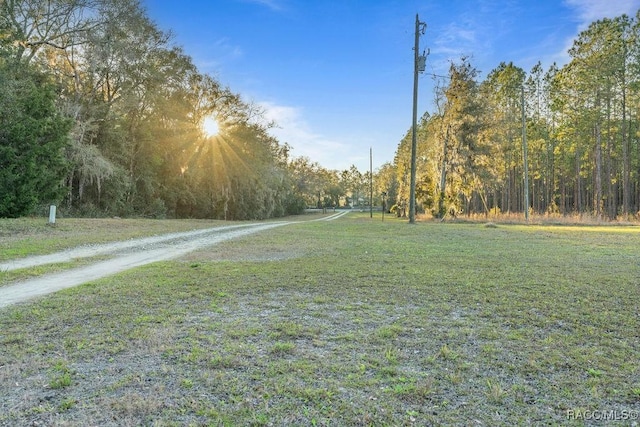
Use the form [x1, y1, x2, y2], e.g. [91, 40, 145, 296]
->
[0, 0, 367, 219]
[384, 12, 640, 220]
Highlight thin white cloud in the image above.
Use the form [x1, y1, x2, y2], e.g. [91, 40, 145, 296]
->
[239, 0, 285, 11]
[191, 37, 244, 75]
[259, 101, 352, 168]
[565, 0, 640, 28]
[430, 2, 519, 74]
[429, 23, 477, 74]
[443, 24, 477, 45]
[213, 37, 243, 59]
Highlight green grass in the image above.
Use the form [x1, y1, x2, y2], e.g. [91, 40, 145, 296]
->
[0, 217, 230, 260]
[0, 257, 113, 288]
[0, 214, 639, 425]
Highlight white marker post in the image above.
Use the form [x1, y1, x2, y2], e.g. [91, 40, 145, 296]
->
[48, 205, 56, 224]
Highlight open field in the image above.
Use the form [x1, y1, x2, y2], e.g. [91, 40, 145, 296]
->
[1, 214, 639, 425]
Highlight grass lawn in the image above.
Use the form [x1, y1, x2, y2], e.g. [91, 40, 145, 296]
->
[1, 214, 639, 426]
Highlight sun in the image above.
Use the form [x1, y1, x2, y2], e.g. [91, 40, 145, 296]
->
[202, 115, 220, 137]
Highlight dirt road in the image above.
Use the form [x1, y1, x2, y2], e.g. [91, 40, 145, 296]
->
[0, 211, 350, 309]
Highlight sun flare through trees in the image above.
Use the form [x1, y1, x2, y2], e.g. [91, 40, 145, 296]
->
[0, 0, 311, 219]
[202, 116, 220, 138]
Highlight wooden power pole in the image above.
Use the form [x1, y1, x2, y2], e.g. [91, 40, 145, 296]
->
[409, 14, 426, 224]
[370, 147, 373, 219]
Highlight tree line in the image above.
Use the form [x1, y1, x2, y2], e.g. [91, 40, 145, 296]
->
[384, 12, 640, 220]
[0, 0, 367, 219]
[5, 3, 637, 221]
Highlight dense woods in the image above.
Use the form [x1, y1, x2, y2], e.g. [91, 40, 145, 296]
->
[0, 0, 377, 219]
[391, 12, 640, 220]
[2, 2, 639, 221]
[0, 0, 314, 218]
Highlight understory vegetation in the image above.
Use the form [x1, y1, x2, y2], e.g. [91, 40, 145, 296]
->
[1, 214, 638, 425]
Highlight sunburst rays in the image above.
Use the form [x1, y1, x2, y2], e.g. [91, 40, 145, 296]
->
[180, 123, 254, 185]
[202, 115, 220, 137]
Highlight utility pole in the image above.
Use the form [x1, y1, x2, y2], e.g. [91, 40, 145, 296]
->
[382, 192, 387, 222]
[370, 147, 373, 219]
[409, 14, 427, 224]
[521, 85, 530, 222]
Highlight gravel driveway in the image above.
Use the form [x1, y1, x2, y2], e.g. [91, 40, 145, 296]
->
[0, 211, 351, 308]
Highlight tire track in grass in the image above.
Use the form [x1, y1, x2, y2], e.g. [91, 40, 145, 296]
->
[0, 223, 264, 272]
[310, 210, 351, 221]
[0, 211, 352, 308]
[0, 222, 291, 308]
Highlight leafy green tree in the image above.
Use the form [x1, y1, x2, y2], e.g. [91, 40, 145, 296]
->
[441, 56, 487, 214]
[0, 62, 71, 217]
[0, 0, 102, 64]
[341, 165, 366, 207]
[374, 162, 398, 212]
[289, 157, 335, 209]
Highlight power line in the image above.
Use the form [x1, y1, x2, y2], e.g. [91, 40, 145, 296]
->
[424, 72, 449, 80]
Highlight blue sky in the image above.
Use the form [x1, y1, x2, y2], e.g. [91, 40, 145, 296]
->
[142, 0, 640, 172]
